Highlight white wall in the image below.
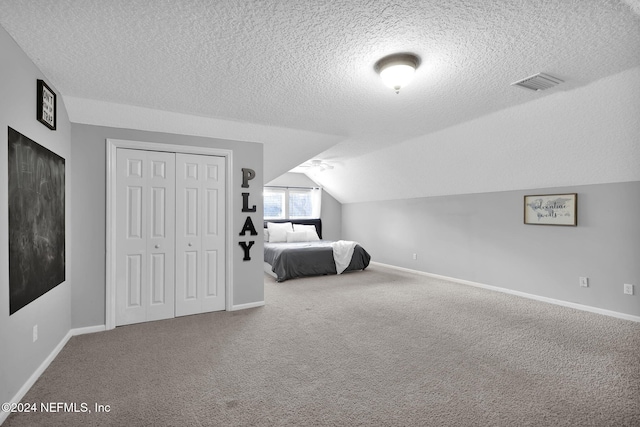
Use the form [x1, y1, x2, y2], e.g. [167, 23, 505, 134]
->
[0, 26, 72, 405]
[65, 96, 344, 184]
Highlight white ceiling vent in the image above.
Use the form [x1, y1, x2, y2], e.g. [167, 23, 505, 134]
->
[511, 73, 563, 91]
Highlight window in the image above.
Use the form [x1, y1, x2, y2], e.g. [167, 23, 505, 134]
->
[263, 186, 321, 219]
[289, 189, 313, 218]
[263, 189, 286, 220]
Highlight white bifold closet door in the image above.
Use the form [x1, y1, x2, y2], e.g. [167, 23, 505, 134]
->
[115, 149, 225, 327]
[115, 149, 176, 326]
[175, 153, 226, 316]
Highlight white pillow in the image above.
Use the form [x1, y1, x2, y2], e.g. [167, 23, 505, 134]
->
[305, 230, 320, 241]
[263, 228, 269, 242]
[293, 224, 320, 241]
[293, 224, 314, 232]
[267, 222, 293, 243]
[286, 230, 311, 243]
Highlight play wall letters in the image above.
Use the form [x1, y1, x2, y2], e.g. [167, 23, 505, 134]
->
[238, 168, 257, 260]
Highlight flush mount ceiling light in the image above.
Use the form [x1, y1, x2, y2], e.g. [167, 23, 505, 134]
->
[374, 53, 420, 94]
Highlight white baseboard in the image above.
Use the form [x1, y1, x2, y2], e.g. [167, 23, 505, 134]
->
[72, 325, 106, 336]
[1, 325, 106, 425]
[231, 301, 265, 311]
[371, 262, 640, 323]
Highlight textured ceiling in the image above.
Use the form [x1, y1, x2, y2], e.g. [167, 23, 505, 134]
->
[1, 1, 639, 202]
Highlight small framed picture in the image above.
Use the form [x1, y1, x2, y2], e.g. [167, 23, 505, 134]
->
[37, 79, 56, 130]
[524, 193, 577, 226]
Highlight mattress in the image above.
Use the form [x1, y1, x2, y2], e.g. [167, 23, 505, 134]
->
[264, 240, 371, 282]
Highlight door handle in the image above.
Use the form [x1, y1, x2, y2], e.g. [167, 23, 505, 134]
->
[188, 243, 192, 247]
[155, 244, 160, 249]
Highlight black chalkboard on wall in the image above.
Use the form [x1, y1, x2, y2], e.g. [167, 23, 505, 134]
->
[8, 127, 65, 315]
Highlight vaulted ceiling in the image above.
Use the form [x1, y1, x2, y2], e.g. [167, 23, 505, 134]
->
[1, 1, 639, 202]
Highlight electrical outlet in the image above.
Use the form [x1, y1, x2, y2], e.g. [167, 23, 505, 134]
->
[412, 253, 417, 260]
[579, 277, 589, 288]
[624, 284, 634, 295]
[33, 325, 38, 343]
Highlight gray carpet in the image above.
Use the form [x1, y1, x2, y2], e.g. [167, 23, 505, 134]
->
[5, 264, 640, 426]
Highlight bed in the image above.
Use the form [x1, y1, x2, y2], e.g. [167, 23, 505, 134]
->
[263, 219, 371, 282]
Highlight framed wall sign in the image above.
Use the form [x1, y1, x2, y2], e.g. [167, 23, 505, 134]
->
[524, 193, 577, 226]
[37, 79, 56, 130]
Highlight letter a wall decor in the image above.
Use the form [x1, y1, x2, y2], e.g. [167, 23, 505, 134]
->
[8, 127, 66, 315]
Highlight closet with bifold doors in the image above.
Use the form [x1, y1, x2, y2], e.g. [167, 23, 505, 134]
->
[115, 148, 226, 326]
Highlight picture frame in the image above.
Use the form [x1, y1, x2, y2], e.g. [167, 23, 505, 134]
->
[524, 193, 577, 226]
[37, 79, 56, 130]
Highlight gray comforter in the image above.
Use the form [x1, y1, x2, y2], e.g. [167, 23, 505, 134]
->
[264, 240, 371, 282]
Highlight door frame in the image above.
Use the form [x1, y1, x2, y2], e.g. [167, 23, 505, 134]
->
[105, 138, 233, 330]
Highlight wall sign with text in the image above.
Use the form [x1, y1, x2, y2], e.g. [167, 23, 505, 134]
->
[37, 79, 56, 130]
[524, 193, 577, 226]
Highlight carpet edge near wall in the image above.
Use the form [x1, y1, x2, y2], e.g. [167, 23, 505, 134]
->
[370, 262, 640, 323]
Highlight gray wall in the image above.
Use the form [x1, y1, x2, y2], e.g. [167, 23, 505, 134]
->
[0, 26, 72, 404]
[320, 189, 342, 241]
[265, 172, 342, 240]
[343, 181, 640, 317]
[70, 124, 264, 329]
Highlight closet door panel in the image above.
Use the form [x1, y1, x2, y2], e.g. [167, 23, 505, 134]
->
[201, 155, 226, 311]
[175, 155, 202, 316]
[115, 149, 175, 326]
[145, 151, 176, 322]
[175, 153, 226, 316]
